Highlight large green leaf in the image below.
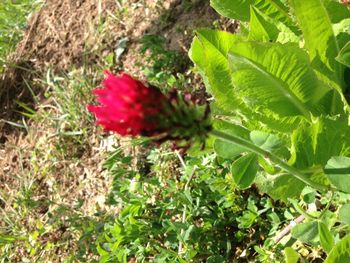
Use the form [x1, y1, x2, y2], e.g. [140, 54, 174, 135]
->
[210, 0, 296, 32]
[250, 131, 283, 152]
[324, 0, 350, 24]
[290, 116, 350, 169]
[249, 6, 281, 42]
[228, 42, 331, 118]
[289, 0, 345, 86]
[248, 6, 299, 44]
[190, 30, 305, 133]
[250, 130, 290, 159]
[189, 29, 244, 112]
[210, 0, 253, 21]
[325, 156, 350, 193]
[324, 234, 350, 263]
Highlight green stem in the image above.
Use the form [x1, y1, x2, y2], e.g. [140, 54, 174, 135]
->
[210, 129, 329, 192]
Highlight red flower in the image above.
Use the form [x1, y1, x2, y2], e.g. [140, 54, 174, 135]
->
[87, 72, 170, 136]
[88, 71, 212, 150]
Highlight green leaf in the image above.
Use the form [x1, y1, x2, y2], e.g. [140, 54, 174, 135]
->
[189, 29, 244, 112]
[290, 116, 350, 169]
[291, 221, 319, 245]
[210, 0, 253, 21]
[284, 247, 299, 263]
[210, 0, 296, 32]
[231, 153, 258, 189]
[190, 30, 305, 133]
[248, 6, 299, 44]
[289, 0, 345, 85]
[255, 173, 305, 201]
[336, 41, 350, 68]
[318, 221, 334, 254]
[249, 6, 280, 42]
[325, 156, 350, 193]
[228, 42, 330, 118]
[324, 234, 350, 263]
[339, 203, 350, 226]
[324, 0, 350, 24]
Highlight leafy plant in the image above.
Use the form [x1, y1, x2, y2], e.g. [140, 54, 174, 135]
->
[97, 145, 292, 262]
[189, 0, 350, 261]
[139, 34, 187, 90]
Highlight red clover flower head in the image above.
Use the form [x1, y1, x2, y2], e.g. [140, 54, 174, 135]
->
[88, 71, 211, 149]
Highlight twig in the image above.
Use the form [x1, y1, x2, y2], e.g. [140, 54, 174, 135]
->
[273, 215, 305, 244]
[175, 150, 186, 169]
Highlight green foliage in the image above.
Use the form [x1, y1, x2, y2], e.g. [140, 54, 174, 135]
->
[191, 0, 350, 195]
[189, 0, 350, 261]
[139, 34, 186, 90]
[97, 146, 290, 261]
[291, 221, 319, 245]
[289, 0, 347, 86]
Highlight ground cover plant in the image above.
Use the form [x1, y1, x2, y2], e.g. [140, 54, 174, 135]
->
[2, 0, 350, 262]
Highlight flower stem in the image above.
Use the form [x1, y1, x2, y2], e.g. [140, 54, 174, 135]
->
[210, 129, 329, 192]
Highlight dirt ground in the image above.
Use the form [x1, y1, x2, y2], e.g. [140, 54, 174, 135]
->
[0, 0, 226, 200]
[0, 0, 226, 129]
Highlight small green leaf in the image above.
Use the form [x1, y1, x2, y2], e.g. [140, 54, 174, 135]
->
[324, 234, 350, 263]
[318, 221, 334, 253]
[231, 153, 258, 189]
[339, 203, 350, 226]
[325, 156, 350, 193]
[284, 247, 299, 263]
[291, 221, 319, 245]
